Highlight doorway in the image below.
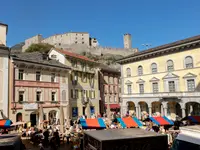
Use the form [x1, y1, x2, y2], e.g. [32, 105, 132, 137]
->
[30, 113, 37, 126]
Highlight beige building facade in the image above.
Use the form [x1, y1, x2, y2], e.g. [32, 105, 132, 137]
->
[0, 46, 9, 117]
[0, 23, 8, 46]
[9, 52, 70, 125]
[49, 48, 100, 118]
[117, 35, 200, 120]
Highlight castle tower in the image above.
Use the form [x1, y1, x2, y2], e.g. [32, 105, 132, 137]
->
[123, 33, 132, 49]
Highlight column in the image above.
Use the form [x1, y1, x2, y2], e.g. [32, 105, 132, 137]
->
[162, 102, 168, 116]
[138, 105, 141, 120]
[181, 108, 186, 118]
[136, 106, 139, 118]
[148, 107, 152, 117]
[161, 105, 164, 116]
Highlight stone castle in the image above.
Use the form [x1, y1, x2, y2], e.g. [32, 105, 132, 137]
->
[22, 32, 138, 56]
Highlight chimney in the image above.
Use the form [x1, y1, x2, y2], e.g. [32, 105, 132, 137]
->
[42, 53, 48, 60]
[0, 22, 8, 46]
[123, 33, 132, 49]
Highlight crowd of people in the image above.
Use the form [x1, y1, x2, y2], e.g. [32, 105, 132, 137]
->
[2, 111, 190, 150]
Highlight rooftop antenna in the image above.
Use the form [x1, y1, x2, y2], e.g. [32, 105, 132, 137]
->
[142, 44, 151, 50]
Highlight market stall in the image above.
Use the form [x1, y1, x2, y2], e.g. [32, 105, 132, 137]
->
[148, 116, 174, 126]
[0, 119, 12, 128]
[181, 116, 200, 124]
[117, 117, 143, 128]
[80, 118, 106, 129]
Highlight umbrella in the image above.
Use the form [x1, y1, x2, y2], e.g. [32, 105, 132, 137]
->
[66, 104, 70, 128]
[60, 105, 64, 134]
[38, 105, 44, 129]
[85, 103, 91, 119]
[11, 121, 25, 126]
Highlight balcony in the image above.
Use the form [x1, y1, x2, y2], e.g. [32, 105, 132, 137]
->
[73, 65, 95, 73]
[122, 92, 200, 98]
[15, 80, 59, 88]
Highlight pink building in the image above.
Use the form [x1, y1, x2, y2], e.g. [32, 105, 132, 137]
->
[98, 64, 121, 113]
[9, 52, 71, 126]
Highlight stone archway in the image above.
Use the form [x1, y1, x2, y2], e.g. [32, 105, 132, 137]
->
[186, 102, 200, 116]
[16, 113, 22, 122]
[152, 101, 161, 116]
[127, 101, 136, 116]
[49, 110, 57, 125]
[138, 101, 148, 120]
[30, 111, 38, 127]
[167, 101, 182, 120]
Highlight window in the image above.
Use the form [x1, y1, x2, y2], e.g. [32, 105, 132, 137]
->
[90, 91, 95, 99]
[36, 71, 41, 81]
[168, 81, 175, 92]
[19, 91, 24, 102]
[152, 82, 158, 93]
[51, 92, 56, 101]
[36, 92, 41, 101]
[114, 96, 117, 102]
[82, 90, 87, 98]
[75, 89, 79, 98]
[18, 69, 24, 80]
[71, 60, 77, 68]
[82, 42, 84, 44]
[127, 85, 132, 94]
[51, 73, 56, 82]
[126, 68, 131, 77]
[185, 56, 193, 68]
[109, 96, 112, 103]
[89, 75, 94, 87]
[108, 77, 113, 84]
[167, 60, 174, 72]
[187, 79, 195, 91]
[82, 64, 86, 71]
[82, 73, 87, 82]
[71, 89, 79, 98]
[139, 84, 144, 93]
[138, 66, 143, 76]
[151, 63, 157, 74]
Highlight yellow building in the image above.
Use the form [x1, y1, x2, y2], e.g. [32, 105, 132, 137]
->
[48, 48, 100, 118]
[117, 35, 200, 120]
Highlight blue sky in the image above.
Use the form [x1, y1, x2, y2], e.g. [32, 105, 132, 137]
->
[2, 0, 200, 50]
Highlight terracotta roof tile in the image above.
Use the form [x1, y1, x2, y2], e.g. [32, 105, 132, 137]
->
[54, 48, 95, 62]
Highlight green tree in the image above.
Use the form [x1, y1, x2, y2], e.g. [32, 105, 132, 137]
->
[25, 43, 54, 53]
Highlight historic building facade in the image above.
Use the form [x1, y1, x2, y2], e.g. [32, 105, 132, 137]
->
[9, 52, 70, 125]
[117, 35, 200, 120]
[0, 46, 9, 117]
[98, 64, 121, 113]
[48, 48, 100, 118]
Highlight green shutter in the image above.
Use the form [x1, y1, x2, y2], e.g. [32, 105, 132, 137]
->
[89, 90, 92, 98]
[71, 89, 73, 98]
[93, 91, 95, 98]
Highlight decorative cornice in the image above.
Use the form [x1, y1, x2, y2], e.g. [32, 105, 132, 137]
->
[125, 80, 133, 84]
[149, 77, 160, 82]
[163, 73, 179, 79]
[116, 35, 200, 64]
[136, 78, 145, 83]
[183, 72, 197, 78]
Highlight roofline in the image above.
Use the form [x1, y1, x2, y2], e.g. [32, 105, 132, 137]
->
[50, 48, 97, 63]
[0, 23, 8, 34]
[12, 57, 71, 70]
[116, 35, 200, 64]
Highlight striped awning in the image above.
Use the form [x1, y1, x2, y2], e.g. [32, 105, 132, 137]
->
[149, 116, 174, 126]
[117, 117, 143, 128]
[80, 118, 106, 129]
[182, 116, 200, 124]
[0, 119, 12, 128]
